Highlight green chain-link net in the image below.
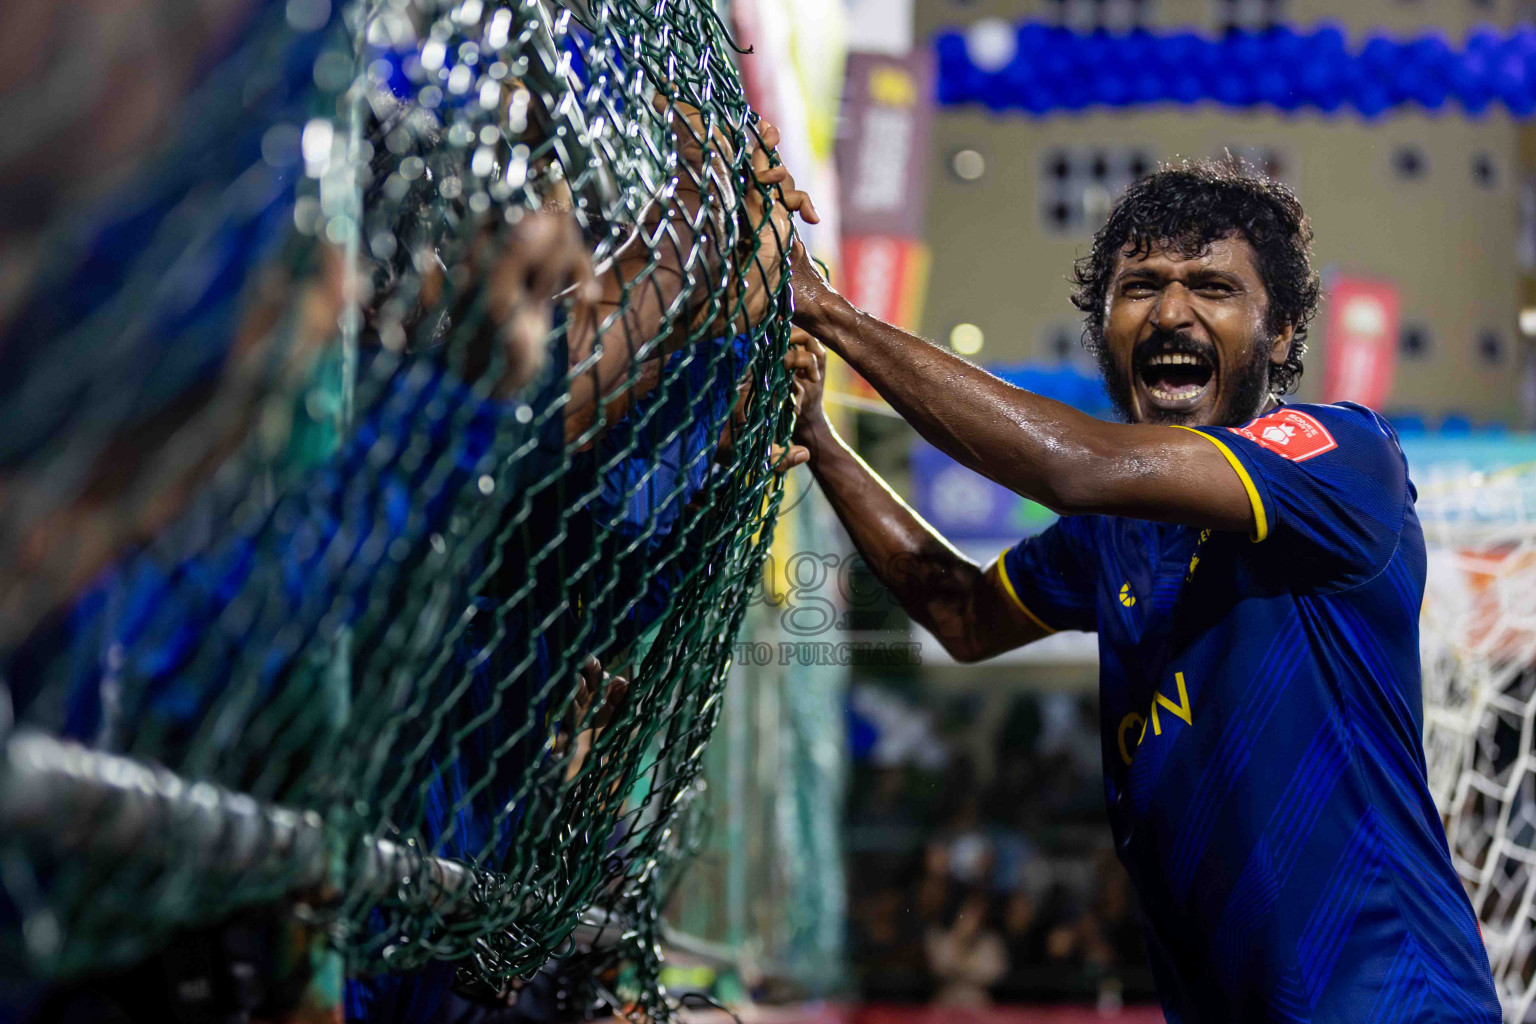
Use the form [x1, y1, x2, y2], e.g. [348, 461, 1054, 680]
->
[0, 0, 794, 1016]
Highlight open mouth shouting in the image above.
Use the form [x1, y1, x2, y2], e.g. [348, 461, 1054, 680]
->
[1135, 338, 1216, 416]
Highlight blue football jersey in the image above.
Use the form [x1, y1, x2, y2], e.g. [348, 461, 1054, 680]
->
[1000, 402, 1500, 1024]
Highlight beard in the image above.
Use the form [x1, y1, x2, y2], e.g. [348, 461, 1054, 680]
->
[1096, 327, 1273, 427]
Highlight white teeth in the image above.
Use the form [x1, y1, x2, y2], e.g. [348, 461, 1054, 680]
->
[1148, 382, 1208, 402]
[1144, 352, 1210, 403]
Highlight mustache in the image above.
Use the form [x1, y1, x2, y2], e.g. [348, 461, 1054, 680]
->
[1131, 330, 1217, 370]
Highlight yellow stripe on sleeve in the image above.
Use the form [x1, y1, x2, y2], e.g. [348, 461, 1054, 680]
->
[993, 549, 1059, 635]
[1172, 425, 1269, 543]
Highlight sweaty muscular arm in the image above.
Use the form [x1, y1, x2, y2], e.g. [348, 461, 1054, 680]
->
[788, 245, 1254, 534]
[787, 331, 1048, 662]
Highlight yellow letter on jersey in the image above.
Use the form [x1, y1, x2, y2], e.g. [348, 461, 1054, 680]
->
[1118, 673, 1194, 764]
[1149, 671, 1193, 736]
[1118, 712, 1145, 765]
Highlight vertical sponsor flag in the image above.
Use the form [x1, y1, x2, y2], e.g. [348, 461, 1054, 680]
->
[836, 50, 934, 397]
[838, 51, 933, 240]
[1322, 275, 1400, 408]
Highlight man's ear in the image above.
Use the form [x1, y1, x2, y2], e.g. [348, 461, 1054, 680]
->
[1269, 323, 1296, 367]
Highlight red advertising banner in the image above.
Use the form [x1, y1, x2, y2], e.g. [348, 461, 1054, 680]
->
[842, 235, 929, 330]
[841, 235, 930, 400]
[1321, 276, 1400, 409]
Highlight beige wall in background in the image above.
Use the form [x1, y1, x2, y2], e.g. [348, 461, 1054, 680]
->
[913, 0, 1529, 423]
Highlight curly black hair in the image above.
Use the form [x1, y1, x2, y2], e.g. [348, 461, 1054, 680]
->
[1070, 159, 1321, 397]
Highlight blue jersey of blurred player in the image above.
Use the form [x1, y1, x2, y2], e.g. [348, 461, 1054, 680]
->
[780, 160, 1501, 1022]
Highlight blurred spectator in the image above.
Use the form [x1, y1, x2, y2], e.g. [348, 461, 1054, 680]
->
[914, 841, 953, 926]
[998, 891, 1040, 965]
[924, 889, 1008, 1007]
[845, 687, 1154, 1005]
[1083, 849, 1146, 976]
[850, 886, 929, 1001]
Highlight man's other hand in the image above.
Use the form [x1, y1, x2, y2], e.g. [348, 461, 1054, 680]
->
[768, 442, 809, 474]
[787, 326, 828, 455]
[713, 374, 808, 475]
[564, 656, 631, 781]
[721, 119, 819, 334]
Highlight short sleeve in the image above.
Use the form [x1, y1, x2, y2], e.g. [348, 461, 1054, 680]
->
[998, 517, 1100, 634]
[1183, 403, 1409, 590]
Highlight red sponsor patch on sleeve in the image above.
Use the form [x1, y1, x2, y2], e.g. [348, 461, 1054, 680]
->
[1228, 409, 1338, 462]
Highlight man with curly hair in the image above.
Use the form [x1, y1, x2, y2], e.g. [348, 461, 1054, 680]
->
[774, 159, 1500, 1021]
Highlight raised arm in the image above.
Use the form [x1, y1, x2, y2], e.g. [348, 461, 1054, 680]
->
[786, 243, 1256, 537]
[786, 330, 1049, 662]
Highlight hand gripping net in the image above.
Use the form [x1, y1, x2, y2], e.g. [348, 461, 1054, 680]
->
[1422, 465, 1536, 1023]
[0, 0, 794, 1016]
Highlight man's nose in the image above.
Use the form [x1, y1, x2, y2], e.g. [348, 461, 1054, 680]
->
[1150, 282, 1195, 333]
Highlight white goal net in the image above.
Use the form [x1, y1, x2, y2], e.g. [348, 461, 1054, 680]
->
[1421, 463, 1536, 1023]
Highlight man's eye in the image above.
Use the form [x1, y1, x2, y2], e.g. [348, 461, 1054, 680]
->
[1121, 283, 1156, 297]
[1197, 284, 1233, 296]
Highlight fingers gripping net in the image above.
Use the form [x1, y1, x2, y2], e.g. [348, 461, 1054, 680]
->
[0, 0, 795, 1013]
[1421, 467, 1536, 1022]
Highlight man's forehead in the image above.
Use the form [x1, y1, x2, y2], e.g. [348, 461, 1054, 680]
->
[1114, 234, 1258, 276]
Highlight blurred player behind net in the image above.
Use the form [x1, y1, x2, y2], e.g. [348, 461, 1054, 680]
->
[778, 159, 1501, 1023]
